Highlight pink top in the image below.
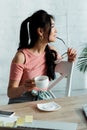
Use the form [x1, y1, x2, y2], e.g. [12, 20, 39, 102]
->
[10, 49, 47, 86]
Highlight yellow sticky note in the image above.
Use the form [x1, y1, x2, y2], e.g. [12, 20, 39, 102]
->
[25, 115, 33, 123]
[16, 117, 25, 126]
[5, 122, 14, 127]
[0, 121, 3, 126]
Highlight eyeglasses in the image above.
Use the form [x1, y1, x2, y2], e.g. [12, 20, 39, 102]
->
[54, 37, 68, 64]
[56, 37, 68, 58]
[56, 37, 68, 49]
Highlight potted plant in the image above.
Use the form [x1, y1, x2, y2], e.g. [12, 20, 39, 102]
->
[77, 44, 87, 88]
[77, 44, 87, 72]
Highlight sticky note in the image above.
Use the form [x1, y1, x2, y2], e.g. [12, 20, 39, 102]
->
[16, 117, 25, 126]
[25, 115, 33, 122]
[5, 122, 14, 127]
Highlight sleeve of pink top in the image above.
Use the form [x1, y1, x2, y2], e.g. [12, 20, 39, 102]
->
[9, 62, 24, 81]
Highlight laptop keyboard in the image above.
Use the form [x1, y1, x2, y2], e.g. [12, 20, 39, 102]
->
[17, 126, 57, 130]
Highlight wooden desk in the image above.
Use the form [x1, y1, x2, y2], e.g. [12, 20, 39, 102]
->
[0, 94, 87, 130]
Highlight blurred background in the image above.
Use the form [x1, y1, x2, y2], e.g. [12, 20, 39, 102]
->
[0, 0, 87, 105]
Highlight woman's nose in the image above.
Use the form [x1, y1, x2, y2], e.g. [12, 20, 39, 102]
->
[54, 27, 57, 33]
[55, 28, 57, 33]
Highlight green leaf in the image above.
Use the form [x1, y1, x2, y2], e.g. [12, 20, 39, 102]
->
[77, 45, 87, 73]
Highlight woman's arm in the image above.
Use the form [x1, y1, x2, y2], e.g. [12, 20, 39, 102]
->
[7, 51, 35, 99]
[50, 45, 77, 62]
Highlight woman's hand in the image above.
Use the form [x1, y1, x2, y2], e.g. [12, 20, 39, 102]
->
[67, 48, 77, 62]
[24, 79, 36, 91]
[7, 79, 36, 99]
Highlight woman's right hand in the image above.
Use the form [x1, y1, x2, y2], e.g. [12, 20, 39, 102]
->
[67, 48, 77, 62]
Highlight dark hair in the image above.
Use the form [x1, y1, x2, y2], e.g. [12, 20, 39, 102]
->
[18, 10, 57, 80]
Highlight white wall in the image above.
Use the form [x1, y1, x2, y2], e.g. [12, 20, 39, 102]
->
[0, 0, 87, 104]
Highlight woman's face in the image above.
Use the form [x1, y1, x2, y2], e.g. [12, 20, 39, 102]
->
[49, 19, 57, 42]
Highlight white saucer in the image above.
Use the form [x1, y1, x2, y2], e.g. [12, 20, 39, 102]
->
[37, 101, 61, 111]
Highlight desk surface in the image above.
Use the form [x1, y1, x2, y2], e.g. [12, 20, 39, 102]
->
[0, 94, 87, 130]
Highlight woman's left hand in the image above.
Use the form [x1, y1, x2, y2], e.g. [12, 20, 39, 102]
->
[67, 48, 77, 62]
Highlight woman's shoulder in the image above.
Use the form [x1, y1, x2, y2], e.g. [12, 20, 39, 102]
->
[49, 45, 62, 59]
[49, 45, 57, 51]
[12, 50, 25, 64]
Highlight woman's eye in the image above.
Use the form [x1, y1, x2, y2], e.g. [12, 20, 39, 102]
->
[51, 25, 55, 28]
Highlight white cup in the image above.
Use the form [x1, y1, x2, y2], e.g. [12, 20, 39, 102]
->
[34, 75, 49, 90]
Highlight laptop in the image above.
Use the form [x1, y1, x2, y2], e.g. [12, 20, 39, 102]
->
[0, 127, 58, 130]
[0, 120, 77, 130]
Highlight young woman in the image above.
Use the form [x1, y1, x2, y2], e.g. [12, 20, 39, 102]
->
[7, 10, 76, 104]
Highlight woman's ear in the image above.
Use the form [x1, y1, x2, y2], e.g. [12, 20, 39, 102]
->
[37, 27, 44, 37]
